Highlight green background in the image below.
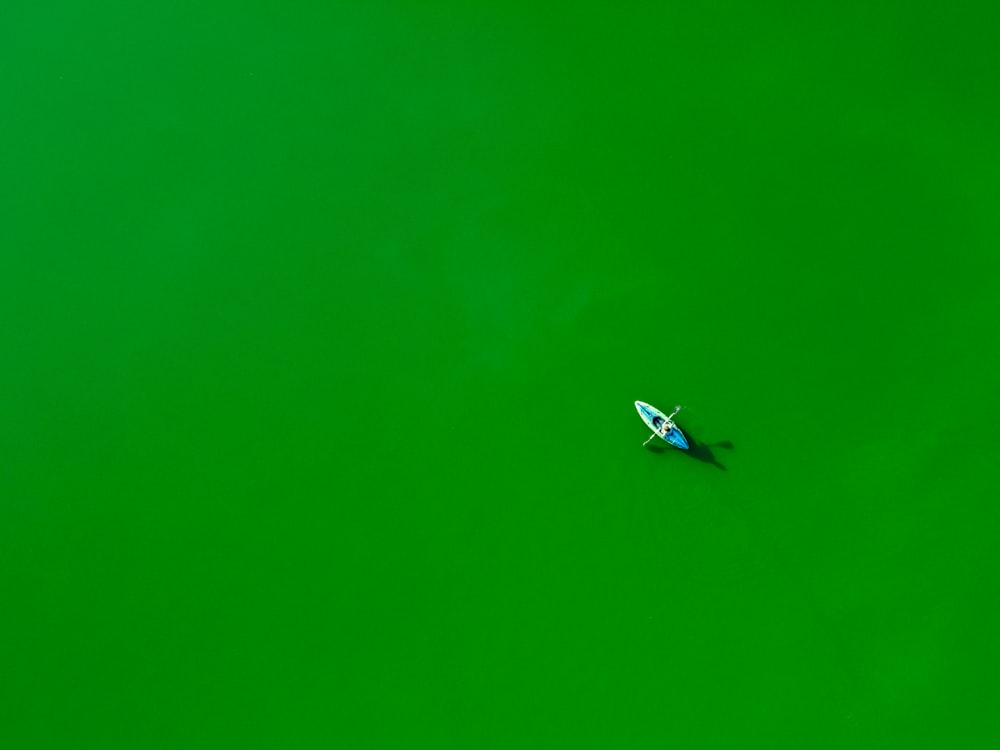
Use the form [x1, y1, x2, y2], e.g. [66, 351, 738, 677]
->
[2, 2, 998, 747]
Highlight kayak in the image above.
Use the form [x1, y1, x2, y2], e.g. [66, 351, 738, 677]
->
[635, 400, 689, 450]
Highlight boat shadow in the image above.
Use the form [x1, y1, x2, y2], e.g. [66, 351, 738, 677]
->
[646, 423, 733, 470]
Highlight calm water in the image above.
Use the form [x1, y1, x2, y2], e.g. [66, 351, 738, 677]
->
[3, 3, 999, 748]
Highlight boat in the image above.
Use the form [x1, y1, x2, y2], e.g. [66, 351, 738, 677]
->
[635, 401, 689, 450]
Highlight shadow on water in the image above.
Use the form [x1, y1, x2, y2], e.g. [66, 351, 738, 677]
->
[646, 423, 733, 470]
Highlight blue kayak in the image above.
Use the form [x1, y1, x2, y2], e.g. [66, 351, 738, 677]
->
[635, 400, 689, 450]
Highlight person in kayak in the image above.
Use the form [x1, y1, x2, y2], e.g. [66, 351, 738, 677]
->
[652, 416, 673, 434]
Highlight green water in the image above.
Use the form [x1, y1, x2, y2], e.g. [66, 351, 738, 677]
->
[3, 2, 999, 747]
